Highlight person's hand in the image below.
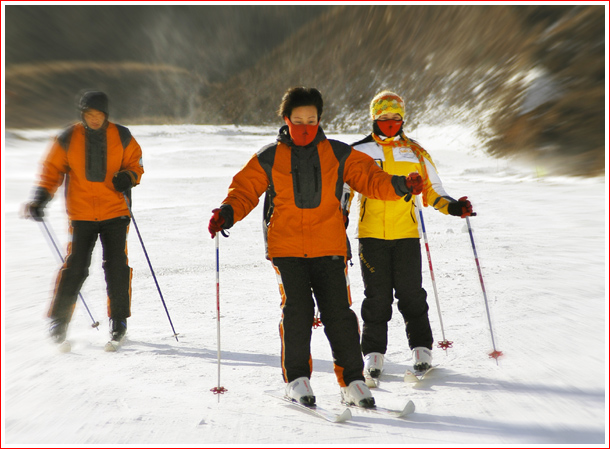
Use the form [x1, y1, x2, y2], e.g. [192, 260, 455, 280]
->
[22, 187, 51, 222]
[209, 208, 231, 238]
[112, 171, 133, 193]
[405, 172, 424, 195]
[23, 201, 46, 221]
[448, 196, 476, 218]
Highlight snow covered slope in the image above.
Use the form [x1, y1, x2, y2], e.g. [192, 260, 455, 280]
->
[2, 125, 607, 445]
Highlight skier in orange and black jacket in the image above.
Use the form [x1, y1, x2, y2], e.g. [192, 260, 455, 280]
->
[208, 87, 423, 407]
[24, 91, 144, 346]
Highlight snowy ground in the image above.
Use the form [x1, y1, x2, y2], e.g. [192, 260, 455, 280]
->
[2, 124, 608, 446]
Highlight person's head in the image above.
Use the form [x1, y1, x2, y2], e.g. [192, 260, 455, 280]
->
[370, 91, 405, 137]
[278, 87, 324, 146]
[78, 91, 109, 130]
[278, 87, 323, 123]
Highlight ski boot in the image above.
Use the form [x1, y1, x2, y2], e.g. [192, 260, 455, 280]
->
[364, 352, 384, 379]
[341, 380, 375, 408]
[412, 346, 432, 372]
[49, 318, 68, 344]
[285, 377, 316, 406]
[110, 318, 127, 343]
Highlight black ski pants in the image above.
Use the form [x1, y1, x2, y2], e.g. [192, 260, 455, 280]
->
[359, 237, 433, 356]
[49, 216, 132, 323]
[272, 256, 364, 387]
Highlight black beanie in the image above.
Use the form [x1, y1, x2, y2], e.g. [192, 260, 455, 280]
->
[78, 91, 109, 116]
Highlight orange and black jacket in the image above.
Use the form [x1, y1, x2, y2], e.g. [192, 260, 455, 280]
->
[220, 126, 410, 259]
[37, 121, 144, 221]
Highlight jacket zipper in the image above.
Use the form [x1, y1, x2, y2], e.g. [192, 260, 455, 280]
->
[360, 198, 367, 222]
[294, 166, 301, 193]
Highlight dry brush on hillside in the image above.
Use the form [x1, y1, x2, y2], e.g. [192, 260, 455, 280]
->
[5, 5, 605, 175]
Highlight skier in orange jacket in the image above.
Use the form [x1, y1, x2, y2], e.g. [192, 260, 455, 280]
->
[24, 91, 144, 347]
[208, 87, 423, 407]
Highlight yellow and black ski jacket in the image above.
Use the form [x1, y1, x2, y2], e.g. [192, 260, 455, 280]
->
[348, 133, 455, 240]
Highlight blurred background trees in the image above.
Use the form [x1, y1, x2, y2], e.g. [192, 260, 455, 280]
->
[4, 4, 605, 175]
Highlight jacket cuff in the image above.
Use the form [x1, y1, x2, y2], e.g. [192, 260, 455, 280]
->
[391, 175, 410, 197]
[33, 187, 52, 206]
[219, 204, 235, 229]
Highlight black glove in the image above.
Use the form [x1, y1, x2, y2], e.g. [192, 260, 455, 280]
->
[208, 205, 234, 238]
[112, 171, 133, 193]
[24, 187, 51, 222]
[447, 196, 476, 218]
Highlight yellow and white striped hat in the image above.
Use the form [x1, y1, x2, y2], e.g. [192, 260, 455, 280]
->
[370, 91, 405, 120]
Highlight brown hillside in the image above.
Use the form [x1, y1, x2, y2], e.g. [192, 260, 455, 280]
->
[198, 5, 529, 129]
[4, 5, 605, 175]
[198, 5, 605, 176]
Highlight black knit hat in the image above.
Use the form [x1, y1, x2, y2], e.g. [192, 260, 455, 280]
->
[78, 91, 109, 116]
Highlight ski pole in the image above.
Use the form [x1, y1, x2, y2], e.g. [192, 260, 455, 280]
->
[211, 233, 227, 397]
[123, 194, 179, 341]
[465, 216, 503, 361]
[415, 196, 452, 350]
[39, 219, 100, 329]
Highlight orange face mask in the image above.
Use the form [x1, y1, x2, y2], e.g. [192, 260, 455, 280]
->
[284, 117, 319, 147]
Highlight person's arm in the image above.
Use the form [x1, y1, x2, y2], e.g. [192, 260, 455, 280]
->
[113, 131, 144, 192]
[419, 151, 474, 217]
[208, 154, 270, 237]
[38, 138, 70, 197]
[23, 136, 69, 221]
[343, 148, 412, 200]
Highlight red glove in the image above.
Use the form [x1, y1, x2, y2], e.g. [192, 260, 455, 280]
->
[405, 172, 424, 195]
[447, 196, 476, 218]
[208, 208, 225, 238]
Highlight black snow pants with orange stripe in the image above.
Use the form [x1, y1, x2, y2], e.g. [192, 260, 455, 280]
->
[49, 216, 132, 323]
[273, 256, 364, 387]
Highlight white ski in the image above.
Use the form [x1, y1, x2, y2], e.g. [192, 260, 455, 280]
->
[404, 365, 435, 382]
[364, 369, 383, 388]
[346, 399, 416, 418]
[265, 390, 352, 423]
[57, 340, 71, 353]
[364, 374, 379, 388]
[103, 340, 122, 352]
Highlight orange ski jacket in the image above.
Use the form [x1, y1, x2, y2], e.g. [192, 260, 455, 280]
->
[221, 126, 410, 259]
[37, 122, 144, 222]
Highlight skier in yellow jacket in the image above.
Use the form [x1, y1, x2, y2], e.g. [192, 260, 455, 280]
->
[347, 91, 474, 377]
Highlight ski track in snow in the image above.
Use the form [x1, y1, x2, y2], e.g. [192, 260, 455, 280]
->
[2, 124, 607, 445]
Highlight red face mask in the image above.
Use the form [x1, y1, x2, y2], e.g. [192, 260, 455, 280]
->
[376, 119, 403, 137]
[284, 117, 319, 147]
